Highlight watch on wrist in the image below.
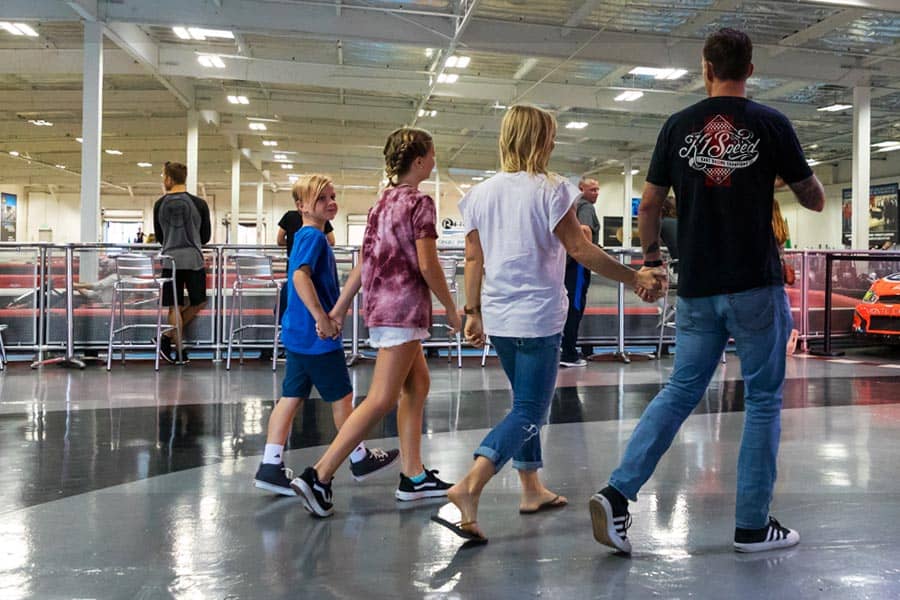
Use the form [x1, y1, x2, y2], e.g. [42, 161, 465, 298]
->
[643, 259, 664, 268]
[464, 305, 481, 315]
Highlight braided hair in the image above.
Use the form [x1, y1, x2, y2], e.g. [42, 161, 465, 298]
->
[383, 127, 433, 186]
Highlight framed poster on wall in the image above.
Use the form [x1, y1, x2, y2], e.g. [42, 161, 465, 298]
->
[842, 183, 899, 247]
[0, 193, 16, 241]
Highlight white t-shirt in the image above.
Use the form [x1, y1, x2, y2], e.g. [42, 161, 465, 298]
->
[458, 172, 578, 338]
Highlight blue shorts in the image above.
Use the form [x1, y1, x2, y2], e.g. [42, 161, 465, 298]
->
[281, 349, 352, 402]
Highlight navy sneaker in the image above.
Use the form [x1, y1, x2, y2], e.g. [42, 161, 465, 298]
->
[395, 467, 453, 501]
[734, 516, 800, 553]
[349, 447, 400, 482]
[153, 336, 175, 364]
[292, 467, 334, 518]
[589, 486, 632, 554]
[253, 462, 297, 496]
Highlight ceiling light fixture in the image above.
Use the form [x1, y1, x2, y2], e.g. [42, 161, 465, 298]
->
[472, 176, 485, 181]
[27, 119, 53, 126]
[445, 56, 470, 69]
[75, 137, 83, 143]
[173, 26, 234, 41]
[417, 109, 438, 117]
[0, 22, 39, 37]
[875, 145, 900, 154]
[273, 153, 288, 161]
[55, 164, 66, 169]
[281, 163, 294, 169]
[197, 54, 226, 69]
[437, 73, 459, 84]
[817, 103, 852, 112]
[288, 175, 300, 183]
[227, 95, 249, 105]
[872, 141, 900, 148]
[137, 162, 153, 168]
[249, 122, 267, 131]
[8, 151, 20, 157]
[807, 159, 821, 166]
[629, 67, 687, 80]
[105, 149, 123, 155]
[262, 140, 278, 147]
[565, 121, 589, 130]
[614, 90, 644, 102]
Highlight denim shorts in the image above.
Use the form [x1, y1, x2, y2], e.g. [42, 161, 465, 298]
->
[281, 349, 352, 402]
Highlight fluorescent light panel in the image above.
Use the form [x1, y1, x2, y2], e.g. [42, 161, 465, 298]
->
[197, 54, 226, 68]
[417, 109, 438, 117]
[614, 90, 644, 102]
[172, 26, 234, 40]
[872, 141, 900, 148]
[281, 163, 294, 169]
[818, 103, 852, 112]
[105, 149, 123, 155]
[629, 67, 687, 80]
[28, 119, 53, 126]
[565, 121, 589, 129]
[0, 22, 39, 37]
[249, 122, 267, 131]
[137, 162, 153, 168]
[262, 140, 278, 146]
[227, 95, 249, 105]
[8, 151, 19, 157]
[445, 55, 470, 69]
[437, 73, 459, 84]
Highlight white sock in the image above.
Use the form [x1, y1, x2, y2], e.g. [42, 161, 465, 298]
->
[349, 442, 368, 463]
[263, 443, 285, 465]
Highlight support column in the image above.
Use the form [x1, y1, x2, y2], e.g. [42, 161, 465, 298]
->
[256, 181, 264, 244]
[622, 157, 633, 249]
[852, 86, 871, 250]
[186, 109, 199, 195]
[80, 21, 103, 245]
[231, 149, 241, 244]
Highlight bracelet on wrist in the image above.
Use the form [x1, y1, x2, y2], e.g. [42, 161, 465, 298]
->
[464, 305, 481, 315]
[643, 259, 664, 268]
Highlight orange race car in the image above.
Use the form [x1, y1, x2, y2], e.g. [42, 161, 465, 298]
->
[853, 272, 900, 340]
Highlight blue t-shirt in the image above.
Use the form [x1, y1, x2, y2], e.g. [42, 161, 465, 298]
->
[281, 227, 342, 355]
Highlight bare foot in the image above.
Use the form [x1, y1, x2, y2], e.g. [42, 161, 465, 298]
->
[448, 483, 486, 539]
[519, 488, 568, 513]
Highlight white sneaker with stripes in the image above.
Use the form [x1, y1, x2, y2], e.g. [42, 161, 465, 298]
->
[589, 491, 632, 554]
[733, 516, 799, 553]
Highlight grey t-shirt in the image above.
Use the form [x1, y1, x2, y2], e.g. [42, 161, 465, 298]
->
[575, 195, 600, 245]
[153, 192, 207, 270]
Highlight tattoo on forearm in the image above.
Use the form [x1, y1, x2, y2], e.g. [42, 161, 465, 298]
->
[789, 175, 825, 211]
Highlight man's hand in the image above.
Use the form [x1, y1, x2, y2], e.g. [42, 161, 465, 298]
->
[633, 266, 667, 302]
[464, 314, 485, 348]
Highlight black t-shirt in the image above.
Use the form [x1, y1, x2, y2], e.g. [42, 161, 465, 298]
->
[278, 211, 333, 257]
[646, 97, 812, 297]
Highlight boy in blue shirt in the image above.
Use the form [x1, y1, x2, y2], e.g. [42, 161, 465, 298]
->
[254, 175, 398, 496]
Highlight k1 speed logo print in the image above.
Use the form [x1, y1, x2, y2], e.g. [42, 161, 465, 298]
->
[678, 114, 760, 185]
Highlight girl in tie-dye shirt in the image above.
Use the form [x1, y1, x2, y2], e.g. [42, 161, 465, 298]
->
[292, 128, 462, 515]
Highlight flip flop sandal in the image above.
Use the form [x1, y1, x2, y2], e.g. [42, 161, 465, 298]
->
[430, 515, 488, 544]
[519, 495, 568, 514]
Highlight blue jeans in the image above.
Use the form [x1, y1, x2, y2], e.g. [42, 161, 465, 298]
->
[475, 334, 561, 472]
[609, 285, 791, 529]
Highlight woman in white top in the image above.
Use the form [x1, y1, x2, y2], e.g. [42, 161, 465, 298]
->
[431, 104, 664, 543]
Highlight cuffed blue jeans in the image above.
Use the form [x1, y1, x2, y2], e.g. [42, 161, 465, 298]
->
[475, 333, 561, 472]
[609, 285, 791, 529]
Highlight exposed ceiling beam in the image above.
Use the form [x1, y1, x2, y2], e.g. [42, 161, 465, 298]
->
[770, 8, 867, 57]
[666, 0, 743, 41]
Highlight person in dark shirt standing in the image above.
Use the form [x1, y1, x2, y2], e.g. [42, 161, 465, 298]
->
[560, 177, 601, 367]
[153, 161, 211, 363]
[590, 28, 825, 555]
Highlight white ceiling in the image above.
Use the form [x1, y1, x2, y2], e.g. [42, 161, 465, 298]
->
[0, 0, 899, 194]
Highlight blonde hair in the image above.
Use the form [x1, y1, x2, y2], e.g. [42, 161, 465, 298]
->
[772, 198, 790, 246]
[383, 127, 433, 185]
[499, 104, 557, 175]
[292, 174, 333, 211]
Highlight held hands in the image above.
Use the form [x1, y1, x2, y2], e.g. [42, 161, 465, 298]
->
[315, 314, 342, 340]
[633, 266, 668, 302]
[464, 314, 485, 348]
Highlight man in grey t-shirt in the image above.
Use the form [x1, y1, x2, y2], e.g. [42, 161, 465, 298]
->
[560, 177, 600, 366]
[153, 161, 211, 362]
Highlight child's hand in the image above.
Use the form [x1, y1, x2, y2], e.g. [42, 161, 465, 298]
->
[328, 316, 343, 339]
[316, 315, 338, 339]
[446, 308, 462, 336]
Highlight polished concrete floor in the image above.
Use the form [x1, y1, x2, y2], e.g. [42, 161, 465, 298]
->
[1, 346, 900, 598]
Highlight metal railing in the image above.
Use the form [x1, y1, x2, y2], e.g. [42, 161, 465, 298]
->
[1, 242, 898, 366]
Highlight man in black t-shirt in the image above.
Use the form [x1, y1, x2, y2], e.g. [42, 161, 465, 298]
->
[591, 28, 825, 556]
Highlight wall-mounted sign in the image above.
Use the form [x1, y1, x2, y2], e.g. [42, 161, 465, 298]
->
[1, 193, 17, 241]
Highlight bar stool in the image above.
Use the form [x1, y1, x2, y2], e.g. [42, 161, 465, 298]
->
[226, 254, 284, 371]
[0, 324, 8, 371]
[435, 255, 463, 368]
[106, 253, 183, 371]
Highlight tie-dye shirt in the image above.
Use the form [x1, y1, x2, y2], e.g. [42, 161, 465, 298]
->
[361, 184, 438, 329]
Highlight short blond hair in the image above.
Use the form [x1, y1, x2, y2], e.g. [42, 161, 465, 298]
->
[499, 104, 556, 175]
[292, 174, 333, 210]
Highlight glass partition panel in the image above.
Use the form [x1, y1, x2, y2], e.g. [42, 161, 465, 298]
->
[0, 244, 42, 350]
